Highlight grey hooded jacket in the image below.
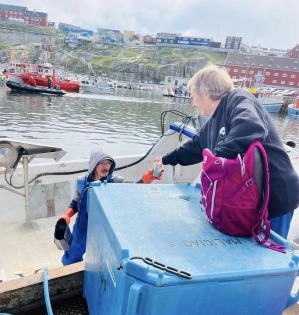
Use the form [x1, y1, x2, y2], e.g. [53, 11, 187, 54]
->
[69, 147, 136, 212]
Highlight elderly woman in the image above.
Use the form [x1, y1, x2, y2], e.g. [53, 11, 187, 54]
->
[154, 64, 299, 239]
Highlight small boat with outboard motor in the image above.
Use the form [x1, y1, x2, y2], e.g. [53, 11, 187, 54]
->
[163, 93, 191, 99]
[5, 80, 67, 95]
[79, 80, 115, 95]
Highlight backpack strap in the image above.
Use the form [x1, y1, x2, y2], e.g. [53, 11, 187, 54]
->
[251, 141, 286, 254]
[253, 220, 286, 253]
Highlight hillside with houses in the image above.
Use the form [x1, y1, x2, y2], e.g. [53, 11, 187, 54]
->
[0, 38, 227, 83]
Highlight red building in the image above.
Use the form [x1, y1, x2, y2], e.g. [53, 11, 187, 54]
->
[224, 53, 299, 89]
[286, 44, 299, 59]
[143, 35, 156, 45]
[42, 44, 53, 51]
[0, 3, 48, 27]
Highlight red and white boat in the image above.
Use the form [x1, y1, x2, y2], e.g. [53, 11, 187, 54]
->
[6, 62, 80, 93]
[3, 61, 30, 84]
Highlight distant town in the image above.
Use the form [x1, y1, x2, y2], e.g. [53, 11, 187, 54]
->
[1, 2, 299, 90]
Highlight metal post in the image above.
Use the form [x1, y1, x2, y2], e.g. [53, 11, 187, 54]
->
[23, 156, 31, 228]
[19, 156, 38, 232]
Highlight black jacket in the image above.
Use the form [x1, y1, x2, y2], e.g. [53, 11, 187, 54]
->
[162, 89, 299, 218]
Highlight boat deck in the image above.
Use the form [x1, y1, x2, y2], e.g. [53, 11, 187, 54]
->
[285, 302, 299, 315]
[0, 214, 73, 280]
[25, 294, 89, 315]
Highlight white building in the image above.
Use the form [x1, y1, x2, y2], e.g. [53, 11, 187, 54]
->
[164, 76, 189, 87]
[250, 45, 287, 57]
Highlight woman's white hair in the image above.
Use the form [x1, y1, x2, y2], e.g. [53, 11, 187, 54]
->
[187, 64, 234, 101]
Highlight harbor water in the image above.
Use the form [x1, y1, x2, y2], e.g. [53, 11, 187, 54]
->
[1, 85, 299, 315]
[0, 85, 299, 161]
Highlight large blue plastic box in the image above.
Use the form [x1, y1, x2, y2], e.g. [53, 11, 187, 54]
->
[84, 183, 299, 315]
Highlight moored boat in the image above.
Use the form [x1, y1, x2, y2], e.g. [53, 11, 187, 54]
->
[243, 88, 283, 113]
[262, 102, 284, 113]
[163, 93, 175, 97]
[79, 80, 115, 94]
[163, 93, 191, 99]
[3, 60, 31, 84]
[286, 98, 299, 116]
[6, 80, 67, 95]
[8, 63, 80, 93]
[288, 106, 299, 116]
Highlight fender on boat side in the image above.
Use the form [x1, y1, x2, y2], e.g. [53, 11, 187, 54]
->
[169, 123, 196, 139]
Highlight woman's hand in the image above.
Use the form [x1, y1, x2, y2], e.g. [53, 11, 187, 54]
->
[154, 156, 163, 169]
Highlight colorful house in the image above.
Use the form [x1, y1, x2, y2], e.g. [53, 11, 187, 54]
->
[97, 28, 124, 44]
[0, 3, 48, 27]
[224, 53, 299, 89]
[286, 44, 299, 59]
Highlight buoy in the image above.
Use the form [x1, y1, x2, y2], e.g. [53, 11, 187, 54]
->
[286, 141, 296, 148]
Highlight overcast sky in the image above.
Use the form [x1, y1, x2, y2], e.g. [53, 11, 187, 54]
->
[12, 0, 299, 50]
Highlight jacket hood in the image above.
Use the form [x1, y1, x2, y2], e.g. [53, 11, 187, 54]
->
[87, 147, 115, 181]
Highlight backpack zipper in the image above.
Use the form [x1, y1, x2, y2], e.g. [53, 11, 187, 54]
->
[210, 180, 217, 219]
[237, 154, 245, 176]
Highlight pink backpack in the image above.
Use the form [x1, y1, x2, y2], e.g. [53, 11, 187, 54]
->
[200, 140, 286, 253]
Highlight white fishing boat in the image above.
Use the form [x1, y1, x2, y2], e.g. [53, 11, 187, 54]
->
[236, 83, 284, 113]
[285, 98, 299, 116]
[80, 81, 115, 94]
[1, 116, 299, 314]
[142, 85, 153, 91]
[256, 93, 283, 112]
